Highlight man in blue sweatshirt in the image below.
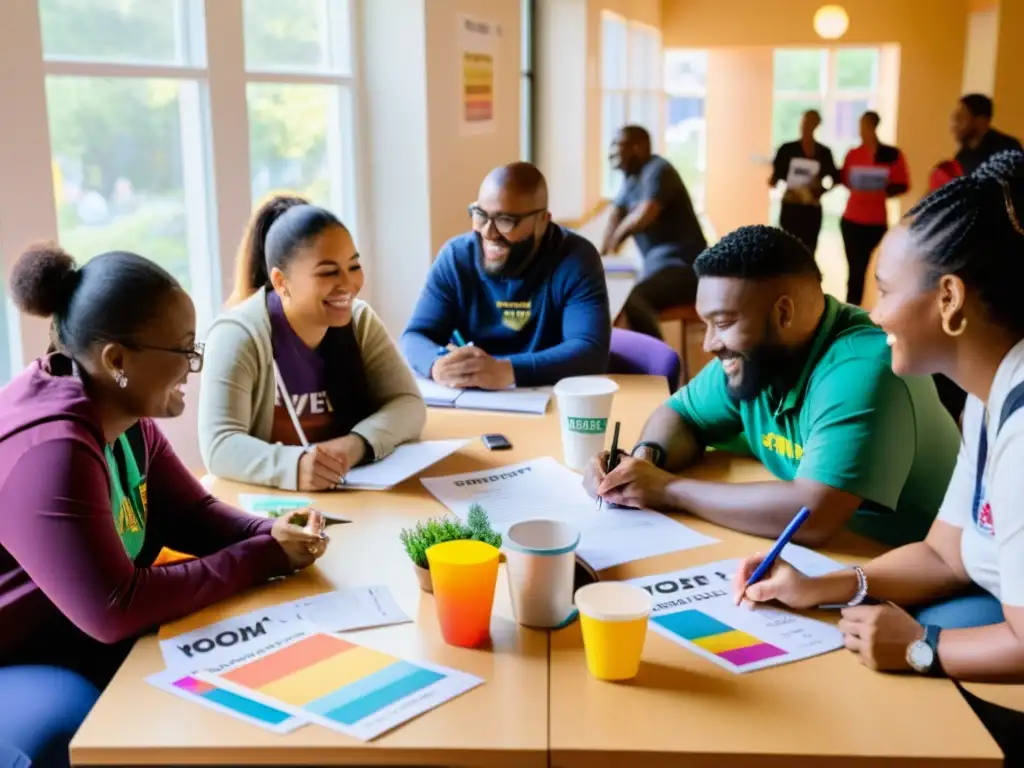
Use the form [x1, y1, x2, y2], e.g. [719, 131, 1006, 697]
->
[401, 162, 611, 389]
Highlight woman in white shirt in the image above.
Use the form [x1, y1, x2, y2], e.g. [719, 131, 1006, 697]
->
[734, 150, 1024, 745]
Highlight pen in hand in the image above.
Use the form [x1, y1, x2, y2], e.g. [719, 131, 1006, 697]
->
[736, 506, 811, 605]
[596, 421, 621, 511]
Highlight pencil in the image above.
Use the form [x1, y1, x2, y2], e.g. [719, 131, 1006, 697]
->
[597, 421, 621, 511]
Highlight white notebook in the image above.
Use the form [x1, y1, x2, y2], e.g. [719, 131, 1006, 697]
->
[415, 377, 551, 415]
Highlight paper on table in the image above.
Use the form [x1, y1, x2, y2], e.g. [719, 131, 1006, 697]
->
[628, 559, 844, 674]
[420, 457, 719, 571]
[238, 493, 351, 523]
[159, 587, 411, 670]
[196, 630, 484, 741]
[342, 439, 467, 490]
[148, 620, 315, 732]
[414, 376, 552, 414]
[780, 543, 847, 577]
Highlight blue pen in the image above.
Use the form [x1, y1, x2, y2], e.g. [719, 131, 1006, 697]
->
[452, 329, 467, 347]
[740, 506, 811, 601]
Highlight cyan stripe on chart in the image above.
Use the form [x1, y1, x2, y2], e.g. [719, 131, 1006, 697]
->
[654, 609, 733, 641]
[203, 687, 292, 724]
[324, 666, 445, 725]
[305, 660, 427, 716]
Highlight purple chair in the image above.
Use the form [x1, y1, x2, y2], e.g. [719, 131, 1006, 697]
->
[608, 328, 681, 391]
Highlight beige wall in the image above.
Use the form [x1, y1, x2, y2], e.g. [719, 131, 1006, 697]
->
[425, 0, 522, 257]
[704, 48, 774, 234]
[663, 0, 970, 212]
[963, 9, 998, 95]
[994, 0, 1024, 141]
[361, 0, 520, 335]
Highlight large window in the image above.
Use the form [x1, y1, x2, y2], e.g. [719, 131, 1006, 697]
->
[664, 49, 707, 212]
[771, 47, 883, 241]
[41, 0, 211, 295]
[600, 13, 662, 198]
[244, 0, 355, 228]
[0, 0, 359, 385]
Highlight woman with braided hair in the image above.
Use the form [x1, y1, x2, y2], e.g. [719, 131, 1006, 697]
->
[732, 150, 1024, 754]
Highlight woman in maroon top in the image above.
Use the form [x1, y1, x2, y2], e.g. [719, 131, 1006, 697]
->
[840, 110, 911, 306]
[0, 245, 328, 767]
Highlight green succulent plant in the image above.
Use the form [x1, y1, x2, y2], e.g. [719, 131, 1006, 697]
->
[399, 504, 502, 569]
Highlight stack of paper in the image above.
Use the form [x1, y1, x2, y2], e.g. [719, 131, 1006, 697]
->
[421, 457, 719, 571]
[416, 377, 552, 415]
[342, 439, 468, 489]
[149, 588, 480, 739]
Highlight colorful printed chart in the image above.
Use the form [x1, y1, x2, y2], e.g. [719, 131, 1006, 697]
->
[627, 559, 843, 674]
[653, 610, 787, 668]
[199, 631, 483, 740]
[147, 669, 305, 733]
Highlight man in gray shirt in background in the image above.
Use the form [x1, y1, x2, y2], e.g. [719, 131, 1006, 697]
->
[602, 125, 707, 340]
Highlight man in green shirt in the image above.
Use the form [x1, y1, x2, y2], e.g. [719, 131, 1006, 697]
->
[585, 225, 960, 547]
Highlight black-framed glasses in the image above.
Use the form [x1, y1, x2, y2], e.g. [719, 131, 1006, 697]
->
[468, 204, 546, 236]
[127, 341, 205, 373]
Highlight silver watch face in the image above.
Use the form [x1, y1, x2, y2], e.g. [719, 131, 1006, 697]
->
[907, 639, 934, 672]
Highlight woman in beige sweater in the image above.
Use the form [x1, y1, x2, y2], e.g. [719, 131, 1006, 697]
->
[198, 196, 426, 491]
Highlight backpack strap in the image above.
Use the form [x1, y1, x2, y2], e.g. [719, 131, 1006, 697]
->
[998, 380, 1024, 434]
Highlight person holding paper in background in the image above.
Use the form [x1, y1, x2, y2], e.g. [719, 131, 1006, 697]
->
[770, 109, 839, 255]
[400, 162, 611, 389]
[839, 111, 910, 306]
[200, 196, 426, 492]
[0, 245, 328, 768]
[583, 225, 959, 548]
[735, 151, 1024, 758]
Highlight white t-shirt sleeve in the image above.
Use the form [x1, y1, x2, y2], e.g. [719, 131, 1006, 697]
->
[989, 421, 1024, 607]
[937, 399, 979, 530]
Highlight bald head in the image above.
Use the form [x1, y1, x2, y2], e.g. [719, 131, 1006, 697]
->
[472, 162, 552, 276]
[479, 162, 548, 209]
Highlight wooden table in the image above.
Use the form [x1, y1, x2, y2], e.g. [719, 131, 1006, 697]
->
[549, 455, 1003, 767]
[70, 374, 1004, 766]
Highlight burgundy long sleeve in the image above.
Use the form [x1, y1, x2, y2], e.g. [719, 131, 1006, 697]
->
[0, 432, 291, 652]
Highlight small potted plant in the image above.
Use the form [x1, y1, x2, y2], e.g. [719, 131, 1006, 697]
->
[399, 505, 502, 593]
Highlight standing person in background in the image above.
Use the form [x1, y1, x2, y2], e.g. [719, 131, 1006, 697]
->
[953, 94, 1022, 175]
[200, 196, 426, 492]
[602, 125, 707, 340]
[770, 109, 839, 255]
[840, 111, 910, 306]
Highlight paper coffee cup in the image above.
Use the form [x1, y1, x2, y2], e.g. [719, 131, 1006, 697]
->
[575, 582, 652, 681]
[553, 376, 619, 470]
[504, 519, 580, 629]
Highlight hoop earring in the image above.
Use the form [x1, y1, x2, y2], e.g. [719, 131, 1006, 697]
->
[942, 314, 967, 338]
[114, 370, 129, 389]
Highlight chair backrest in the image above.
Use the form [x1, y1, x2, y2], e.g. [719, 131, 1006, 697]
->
[608, 328, 681, 391]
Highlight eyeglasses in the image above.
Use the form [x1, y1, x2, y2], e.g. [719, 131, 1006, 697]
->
[468, 205, 546, 236]
[127, 341, 205, 373]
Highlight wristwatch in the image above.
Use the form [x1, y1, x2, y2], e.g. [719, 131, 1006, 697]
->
[631, 441, 667, 468]
[906, 624, 943, 675]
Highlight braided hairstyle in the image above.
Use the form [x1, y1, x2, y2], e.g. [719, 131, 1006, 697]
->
[906, 149, 1024, 335]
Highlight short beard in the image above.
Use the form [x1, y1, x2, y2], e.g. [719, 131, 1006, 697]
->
[724, 343, 793, 401]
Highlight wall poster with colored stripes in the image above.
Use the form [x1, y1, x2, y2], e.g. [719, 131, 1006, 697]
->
[627, 559, 845, 674]
[196, 631, 483, 740]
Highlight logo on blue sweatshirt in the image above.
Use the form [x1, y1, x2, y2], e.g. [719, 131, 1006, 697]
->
[496, 300, 532, 331]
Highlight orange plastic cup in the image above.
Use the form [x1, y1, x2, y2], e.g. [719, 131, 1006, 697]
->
[426, 539, 500, 648]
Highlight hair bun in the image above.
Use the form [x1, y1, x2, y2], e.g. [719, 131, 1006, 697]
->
[9, 243, 79, 318]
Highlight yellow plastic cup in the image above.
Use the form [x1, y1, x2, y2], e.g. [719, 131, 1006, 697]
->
[426, 539, 500, 648]
[574, 582, 652, 681]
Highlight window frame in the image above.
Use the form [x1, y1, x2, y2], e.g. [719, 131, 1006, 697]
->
[0, 0, 364, 379]
[599, 11, 663, 199]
